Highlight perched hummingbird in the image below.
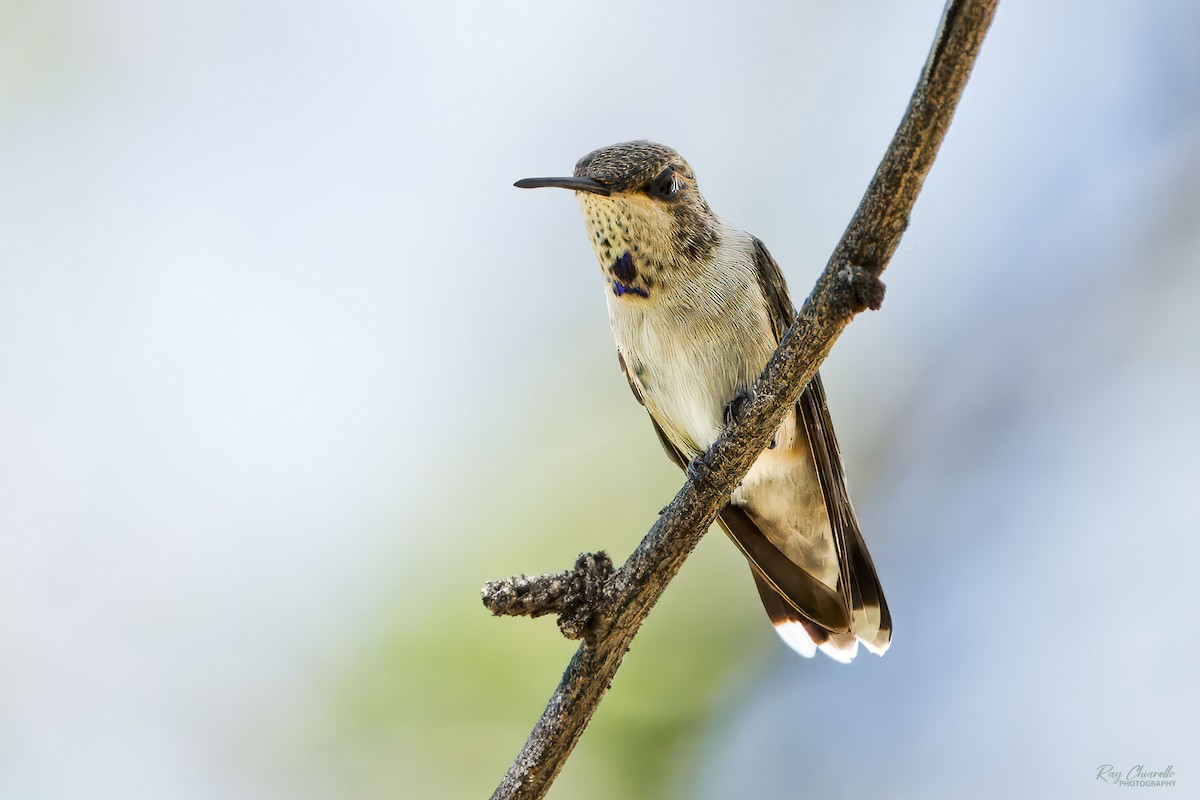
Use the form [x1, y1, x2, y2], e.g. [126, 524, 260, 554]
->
[516, 141, 891, 661]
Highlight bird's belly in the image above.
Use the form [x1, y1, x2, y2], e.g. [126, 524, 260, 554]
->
[614, 309, 768, 458]
[639, 355, 729, 457]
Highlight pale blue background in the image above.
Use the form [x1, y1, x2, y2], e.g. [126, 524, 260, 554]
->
[1, 1, 1197, 798]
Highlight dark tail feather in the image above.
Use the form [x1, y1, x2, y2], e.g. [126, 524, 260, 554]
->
[844, 525, 892, 655]
[721, 501, 888, 661]
[717, 504, 849, 633]
[798, 376, 892, 657]
[751, 571, 861, 661]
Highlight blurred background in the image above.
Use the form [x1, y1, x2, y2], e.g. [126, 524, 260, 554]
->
[2, 1, 1198, 798]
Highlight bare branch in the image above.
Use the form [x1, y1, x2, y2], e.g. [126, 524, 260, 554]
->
[486, 2, 998, 798]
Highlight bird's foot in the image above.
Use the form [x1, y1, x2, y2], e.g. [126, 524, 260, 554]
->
[724, 388, 778, 448]
[686, 455, 711, 483]
[724, 388, 755, 427]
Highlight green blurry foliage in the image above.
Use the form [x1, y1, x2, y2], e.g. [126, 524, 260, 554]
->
[315, 339, 772, 799]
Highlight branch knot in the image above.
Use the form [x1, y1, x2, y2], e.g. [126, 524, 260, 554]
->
[837, 263, 887, 313]
[482, 552, 614, 640]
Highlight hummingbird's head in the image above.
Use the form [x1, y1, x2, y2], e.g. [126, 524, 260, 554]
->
[516, 141, 720, 299]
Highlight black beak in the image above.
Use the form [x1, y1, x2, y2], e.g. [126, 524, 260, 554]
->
[514, 176, 611, 196]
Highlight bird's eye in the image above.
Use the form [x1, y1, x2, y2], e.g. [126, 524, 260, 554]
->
[649, 168, 678, 199]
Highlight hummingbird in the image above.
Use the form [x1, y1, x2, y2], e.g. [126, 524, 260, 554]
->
[515, 140, 890, 661]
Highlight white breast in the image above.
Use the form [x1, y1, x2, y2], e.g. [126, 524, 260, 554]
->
[606, 225, 777, 457]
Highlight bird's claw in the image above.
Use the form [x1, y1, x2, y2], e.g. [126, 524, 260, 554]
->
[686, 455, 710, 483]
[724, 388, 755, 427]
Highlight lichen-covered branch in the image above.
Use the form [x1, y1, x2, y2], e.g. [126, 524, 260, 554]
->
[484, 3, 998, 798]
[482, 553, 613, 640]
